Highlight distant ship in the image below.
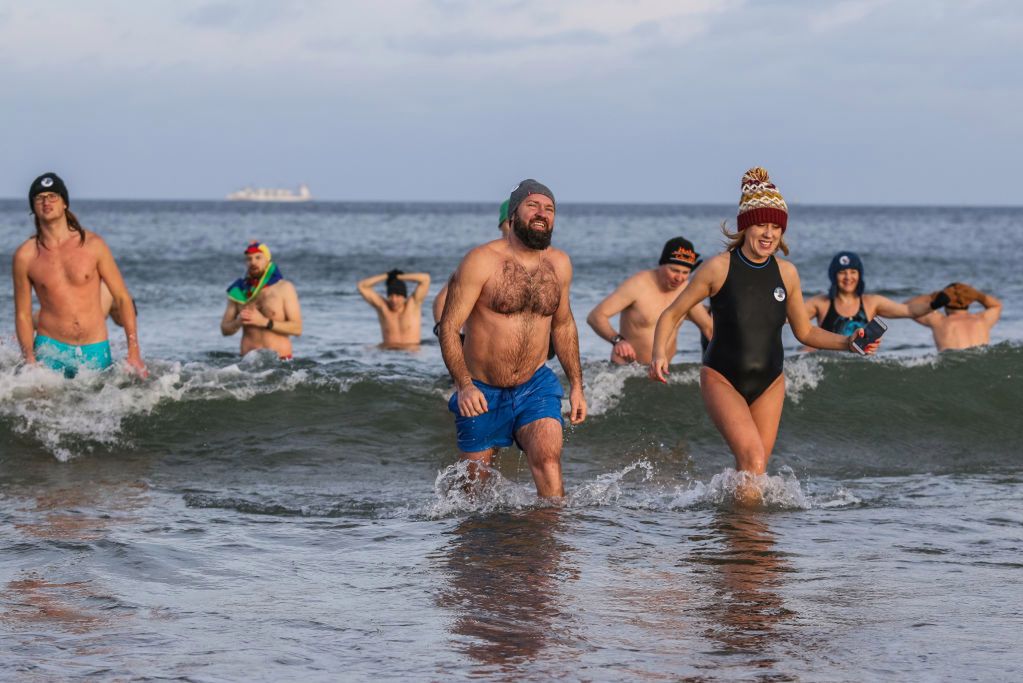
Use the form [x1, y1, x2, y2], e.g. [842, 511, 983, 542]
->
[226, 184, 312, 202]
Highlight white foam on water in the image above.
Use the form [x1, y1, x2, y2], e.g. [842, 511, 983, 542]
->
[809, 486, 863, 508]
[425, 460, 539, 518]
[580, 362, 700, 417]
[566, 459, 656, 506]
[682, 466, 812, 510]
[0, 348, 349, 461]
[782, 354, 825, 404]
[423, 457, 820, 517]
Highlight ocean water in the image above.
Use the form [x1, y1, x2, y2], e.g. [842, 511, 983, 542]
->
[0, 200, 1021, 681]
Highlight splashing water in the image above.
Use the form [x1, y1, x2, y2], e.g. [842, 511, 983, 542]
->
[0, 350, 348, 461]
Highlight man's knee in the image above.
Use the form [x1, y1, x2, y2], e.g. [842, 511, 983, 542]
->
[517, 419, 562, 456]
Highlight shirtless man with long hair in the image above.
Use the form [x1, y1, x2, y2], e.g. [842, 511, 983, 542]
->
[13, 172, 144, 378]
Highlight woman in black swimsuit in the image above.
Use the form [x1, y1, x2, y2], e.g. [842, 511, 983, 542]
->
[805, 251, 933, 335]
[649, 168, 879, 505]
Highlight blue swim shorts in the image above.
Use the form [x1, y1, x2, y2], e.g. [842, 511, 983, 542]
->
[448, 365, 564, 453]
[34, 334, 113, 379]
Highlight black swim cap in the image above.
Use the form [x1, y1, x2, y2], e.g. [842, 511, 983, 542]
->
[29, 172, 70, 212]
[386, 269, 407, 297]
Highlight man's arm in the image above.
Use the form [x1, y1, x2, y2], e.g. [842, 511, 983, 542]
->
[432, 281, 449, 326]
[12, 247, 36, 363]
[221, 300, 243, 336]
[277, 283, 304, 335]
[357, 274, 388, 309]
[551, 254, 586, 425]
[903, 293, 940, 328]
[439, 250, 490, 417]
[586, 279, 638, 361]
[400, 272, 432, 305]
[94, 236, 145, 373]
[975, 289, 1002, 328]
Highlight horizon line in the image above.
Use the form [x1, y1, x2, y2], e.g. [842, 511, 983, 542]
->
[1, 197, 1021, 210]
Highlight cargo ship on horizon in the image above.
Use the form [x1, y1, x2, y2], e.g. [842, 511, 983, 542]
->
[226, 184, 312, 202]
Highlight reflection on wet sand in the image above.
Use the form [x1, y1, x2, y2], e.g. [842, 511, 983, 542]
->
[689, 512, 795, 673]
[2, 458, 150, 640]
[1, 577, 112, 635]
[437, 508, 579, 676]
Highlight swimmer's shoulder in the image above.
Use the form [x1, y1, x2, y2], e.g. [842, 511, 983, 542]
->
[469, 238, 509, 260]
[698, 252, 732, 280]
[273, 278, 299, 296]
[12, 237, 38, 265]
[456, 240, 506, 280]
[774, 255, 799, 279]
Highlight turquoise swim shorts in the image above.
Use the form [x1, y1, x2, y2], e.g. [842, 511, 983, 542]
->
[34, 334, 113, 378]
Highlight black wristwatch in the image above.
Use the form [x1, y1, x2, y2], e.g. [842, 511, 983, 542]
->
[266, 319, 274, 330]
[610, 334, 625, 345]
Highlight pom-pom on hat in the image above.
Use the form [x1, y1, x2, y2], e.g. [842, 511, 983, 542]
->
[737, 167, 788, 232]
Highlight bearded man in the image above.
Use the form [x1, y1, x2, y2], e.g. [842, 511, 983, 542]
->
[220, 241, 302, 358]
[438, 179, 586, 498]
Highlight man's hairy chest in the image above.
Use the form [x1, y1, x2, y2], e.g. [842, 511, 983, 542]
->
[484, 259, 560, 317]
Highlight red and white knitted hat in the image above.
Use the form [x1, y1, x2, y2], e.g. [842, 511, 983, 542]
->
[737, 167, 788, 231]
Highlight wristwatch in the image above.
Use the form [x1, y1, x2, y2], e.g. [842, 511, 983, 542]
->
[266, 319, 274, 330]
[610, 334, 625, 345]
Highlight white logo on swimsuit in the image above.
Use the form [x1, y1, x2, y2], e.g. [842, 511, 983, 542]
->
[773, 287, 786, 302]
[839, 255, 850, 266]
[41, 177, 54, 188]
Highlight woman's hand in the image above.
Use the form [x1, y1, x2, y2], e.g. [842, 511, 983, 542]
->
[848, 328, 881, 355]
[649, 355, 670, 383]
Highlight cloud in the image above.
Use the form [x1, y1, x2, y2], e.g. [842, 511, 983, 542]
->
[0, 0, 1020, 203]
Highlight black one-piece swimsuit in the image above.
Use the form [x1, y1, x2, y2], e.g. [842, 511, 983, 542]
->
[703, 249, 788, 405]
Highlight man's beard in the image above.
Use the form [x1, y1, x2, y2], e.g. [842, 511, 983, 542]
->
[512, 213, 553, 250]
[247, 265, 266, 280]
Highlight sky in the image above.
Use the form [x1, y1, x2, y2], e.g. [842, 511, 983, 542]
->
[1, 0, 1020, 205]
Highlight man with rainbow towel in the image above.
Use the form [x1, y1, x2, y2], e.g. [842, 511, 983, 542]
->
[220, 241, 303, 359]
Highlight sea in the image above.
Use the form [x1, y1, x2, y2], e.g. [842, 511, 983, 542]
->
[0, 199, 1020, 682]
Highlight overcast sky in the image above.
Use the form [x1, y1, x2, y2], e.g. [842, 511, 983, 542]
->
[1, 0, 1020, 204]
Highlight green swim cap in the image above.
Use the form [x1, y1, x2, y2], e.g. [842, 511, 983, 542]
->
[498, 199, 509, 225]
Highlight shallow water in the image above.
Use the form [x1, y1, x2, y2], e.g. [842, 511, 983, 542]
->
[1, 201, 1021, 680]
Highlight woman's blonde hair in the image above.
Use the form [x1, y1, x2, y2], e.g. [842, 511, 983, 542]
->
[720, 221, 789, 256]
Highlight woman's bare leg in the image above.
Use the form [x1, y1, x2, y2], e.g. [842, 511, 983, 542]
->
[700, 368, 785, 506]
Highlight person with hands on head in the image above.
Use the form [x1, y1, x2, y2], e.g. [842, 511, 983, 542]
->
[648, 168, 879, 506]
[13, 172, 146, 379]
[358, 268, 431, 349]
[906, 282, 1001, 351]
[805, 251, 935, 335]
[587, 236, 713, 365]
[438, 179, 586, 499]
[221, 241, 302, 359]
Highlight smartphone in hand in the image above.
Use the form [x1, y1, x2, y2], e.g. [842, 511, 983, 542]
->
[852, 317, 887, 355]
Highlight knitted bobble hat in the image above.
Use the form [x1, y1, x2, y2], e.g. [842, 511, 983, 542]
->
[737, 167, 788, 231]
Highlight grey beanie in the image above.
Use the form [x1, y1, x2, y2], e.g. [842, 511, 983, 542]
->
[507, 179, 555, 219]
